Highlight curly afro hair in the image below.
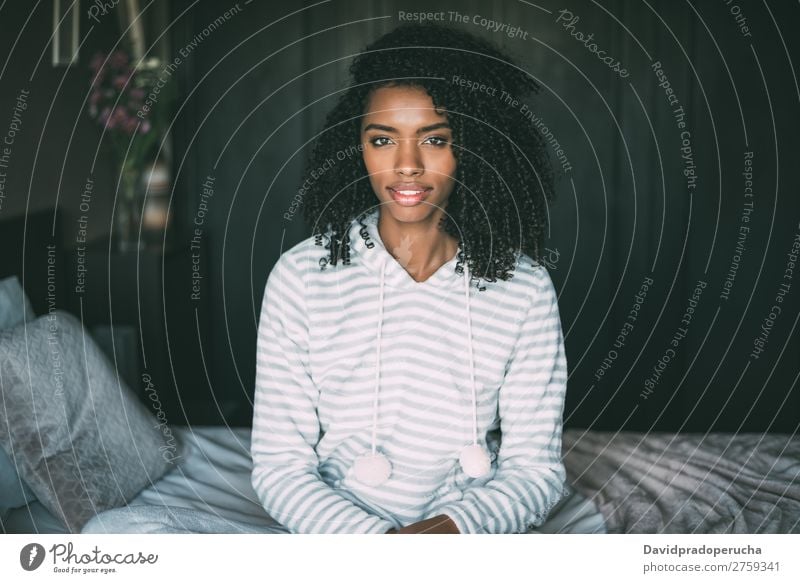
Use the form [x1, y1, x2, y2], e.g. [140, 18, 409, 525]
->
[300, 22, 556, 287]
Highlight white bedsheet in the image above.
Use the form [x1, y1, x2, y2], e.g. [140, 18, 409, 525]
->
[5, 426, 606, 534]
[127, 426, 283, 529]
[129, 426, 605, 534]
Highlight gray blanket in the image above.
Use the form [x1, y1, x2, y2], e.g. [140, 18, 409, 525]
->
[562, 430, 800, 533]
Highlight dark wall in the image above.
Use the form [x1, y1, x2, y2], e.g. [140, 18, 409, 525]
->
[2, 0, 798, 431]
[0, 1, 120, 248]
[171, 0, 799, 431]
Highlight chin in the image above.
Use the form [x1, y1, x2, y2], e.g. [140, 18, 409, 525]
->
[381, 202, 441, 223]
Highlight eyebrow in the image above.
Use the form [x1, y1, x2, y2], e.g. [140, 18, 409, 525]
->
[361, 122, 451, 134]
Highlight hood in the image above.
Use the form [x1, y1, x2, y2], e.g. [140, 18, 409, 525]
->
[348, 208, 463, 290]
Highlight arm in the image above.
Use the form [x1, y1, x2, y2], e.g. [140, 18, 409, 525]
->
[250, 254, 396, 534]
[435, 265, 570, 534]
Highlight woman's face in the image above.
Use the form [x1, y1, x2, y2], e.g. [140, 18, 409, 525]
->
[360, 85, 457, 225]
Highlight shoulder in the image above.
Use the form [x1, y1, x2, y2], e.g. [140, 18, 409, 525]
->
[261, 236, 331, 309]
[506, 252, 559, 305]
[269, 234, 328, 283]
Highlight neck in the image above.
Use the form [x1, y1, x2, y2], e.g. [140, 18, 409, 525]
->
[377, 209, 459, 282]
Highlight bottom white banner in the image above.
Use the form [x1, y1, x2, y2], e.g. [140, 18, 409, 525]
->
[1, 533, 798, 582]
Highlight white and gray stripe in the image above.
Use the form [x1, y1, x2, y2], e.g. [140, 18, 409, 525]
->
[251, 209, 570, 533]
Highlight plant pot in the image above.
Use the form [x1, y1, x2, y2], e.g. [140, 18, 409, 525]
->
[114, 167, 144, 252]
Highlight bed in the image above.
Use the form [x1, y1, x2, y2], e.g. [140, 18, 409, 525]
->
[5, 426, 603, 534]
[562, 430, 800, 533]
[4, 424, 798, 534]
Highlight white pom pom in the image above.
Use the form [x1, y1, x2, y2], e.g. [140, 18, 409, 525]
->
[352, 453, 392, 486]
[459, 444, 491, 478]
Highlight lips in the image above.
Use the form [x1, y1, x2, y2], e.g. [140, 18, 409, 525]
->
[387, 183, 432, 206]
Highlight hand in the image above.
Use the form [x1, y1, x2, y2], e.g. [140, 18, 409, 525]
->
[389, 514, 460, 534]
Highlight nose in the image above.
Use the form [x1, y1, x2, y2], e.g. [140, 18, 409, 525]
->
[394, 137, 423, 176]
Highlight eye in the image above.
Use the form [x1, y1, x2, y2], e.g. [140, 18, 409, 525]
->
[424, 135, 449, 147]
[369, 136, 393, 147]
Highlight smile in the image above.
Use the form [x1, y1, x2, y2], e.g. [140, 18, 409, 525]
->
[388, 187, 431, 206]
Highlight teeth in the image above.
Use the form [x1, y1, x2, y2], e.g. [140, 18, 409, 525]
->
[396, 190, 424, 195]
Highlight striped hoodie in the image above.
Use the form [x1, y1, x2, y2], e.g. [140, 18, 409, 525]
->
[251, 208, 570, 534]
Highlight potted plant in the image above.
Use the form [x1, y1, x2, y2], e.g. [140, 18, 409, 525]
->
[87, 48, 175, 250]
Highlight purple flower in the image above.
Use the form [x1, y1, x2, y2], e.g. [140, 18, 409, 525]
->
[89, 52, 105, 72]
[87, 46, 168, 149]
[123, 117, 138, 134]
[112, 73, 132, 91]
[91, 68, 106, 86]
[106, 107, 128, 130]
[109, 50, 129, 69]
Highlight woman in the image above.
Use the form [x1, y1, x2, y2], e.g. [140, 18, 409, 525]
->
[251, 22, 570, 534]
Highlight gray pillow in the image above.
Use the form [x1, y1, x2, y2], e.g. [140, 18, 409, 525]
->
[0, 275, 35, 329]
[0, 275, 38, 523]
[0, 444, 38, 522]
[0, 310, 184, 533]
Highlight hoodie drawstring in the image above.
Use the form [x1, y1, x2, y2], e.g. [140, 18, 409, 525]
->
[371, 257, 388, 456]
[351, 253, 491, 487]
